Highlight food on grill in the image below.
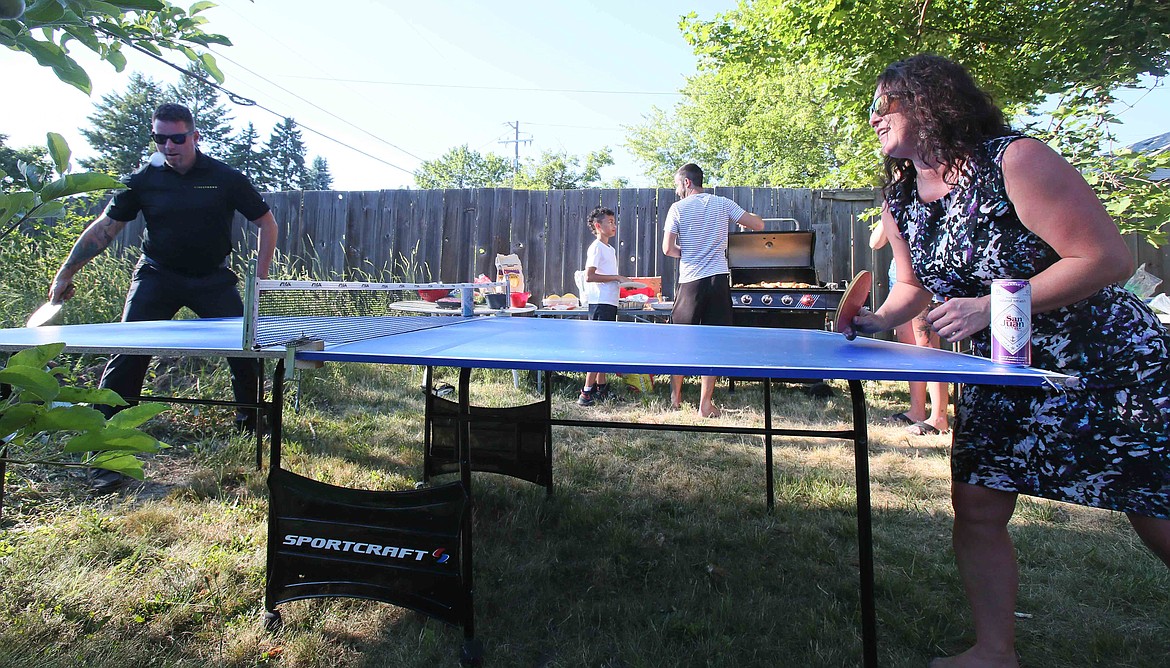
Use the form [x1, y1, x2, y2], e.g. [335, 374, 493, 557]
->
[733, 281, 813, 289]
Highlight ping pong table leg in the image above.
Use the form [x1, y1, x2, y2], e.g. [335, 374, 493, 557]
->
[269, 359, 285, 472]
[847, 378, 878, 667]
[764, 380, 773, 511]
[254, 359, 265, 471]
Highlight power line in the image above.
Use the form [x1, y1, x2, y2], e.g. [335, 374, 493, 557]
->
[209, 47, 429, 163]
[279, 75, 683, 96]
[86, 24, 420, 176]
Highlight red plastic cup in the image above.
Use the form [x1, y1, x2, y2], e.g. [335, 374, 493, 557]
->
[510, 291, 530, 308]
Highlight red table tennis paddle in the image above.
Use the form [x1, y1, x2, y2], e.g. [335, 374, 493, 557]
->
[833, 270, 873, 340]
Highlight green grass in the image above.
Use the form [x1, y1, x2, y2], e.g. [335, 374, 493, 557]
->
[1, 361, 1167, 667]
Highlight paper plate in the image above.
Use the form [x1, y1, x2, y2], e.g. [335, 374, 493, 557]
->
[650, 302, 674, 311]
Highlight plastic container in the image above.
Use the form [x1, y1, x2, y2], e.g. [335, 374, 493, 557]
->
[510, 291, 531, 308]
[486, 293, 508, 309]
[418, 288, 450, 302]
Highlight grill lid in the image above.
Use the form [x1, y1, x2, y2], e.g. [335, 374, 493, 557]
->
[728, 230, 815, 269]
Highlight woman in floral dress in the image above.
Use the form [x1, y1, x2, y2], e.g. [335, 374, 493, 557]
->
[850, 54, 1170, 667]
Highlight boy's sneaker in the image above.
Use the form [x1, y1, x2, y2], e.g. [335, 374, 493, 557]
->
[577, 388, 595, 406]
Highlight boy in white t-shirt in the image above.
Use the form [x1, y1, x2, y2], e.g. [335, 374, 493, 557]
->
[578, 206, 626, 406]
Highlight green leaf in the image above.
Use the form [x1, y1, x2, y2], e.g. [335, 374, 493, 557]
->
[0, 367, 60, 403]
[56, 386, 129, 407]
[8, 343, 65, 369]
[0, 191, 37, 226]
[32, 405, 108, 432]
[19, 160, 43, 192]
[189, 1, 217, 15]
[14, 34, 92, 94]
[199, 51, 223, 83]
[39, 172, 125, 201]
[62, 25, 102, 52]
[107, 402, 168, 429]
[0, 404, 42, 439]
[88, 452, 145, 480]
[22, 0, 66, 23]
[46, 132, 71, 175]
[64, 428, 162, 454]
[26, 200, 65, 219]
[105, 0, 167, 11]
[87, 1, 126, 16]
[105, 47, 127, 72]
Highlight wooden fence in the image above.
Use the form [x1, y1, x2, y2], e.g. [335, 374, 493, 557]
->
[101, 187, 1169, 304]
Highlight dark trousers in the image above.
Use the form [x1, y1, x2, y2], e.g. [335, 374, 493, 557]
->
[99, 258, 259, 419]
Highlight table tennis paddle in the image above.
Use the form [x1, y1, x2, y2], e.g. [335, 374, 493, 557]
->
[833, 270, 873, 340]
[25, 301, 63, 328]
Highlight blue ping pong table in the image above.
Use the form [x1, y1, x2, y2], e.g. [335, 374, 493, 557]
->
[0, 315, 1073, 667]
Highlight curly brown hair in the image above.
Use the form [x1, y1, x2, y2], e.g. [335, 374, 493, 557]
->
[587, 206, 615, 233]
[877, 54, 1012, 197]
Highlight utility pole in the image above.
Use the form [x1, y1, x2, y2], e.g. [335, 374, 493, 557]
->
[499, 121, 532, 183]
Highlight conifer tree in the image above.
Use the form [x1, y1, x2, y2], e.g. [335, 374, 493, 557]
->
[78, 72, 165, 178]
[305, 156, 333, 190]
[168, 65, 233, 158]
[223, 122, 267, 185]
[261, 117, 309, 191]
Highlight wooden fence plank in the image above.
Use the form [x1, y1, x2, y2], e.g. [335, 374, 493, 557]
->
[542, 190, 567, 301]
[652, 188, 674, 296]
[377, 189, 403, 279]
[397, 190, 425, 279]
[343, 191, 381, 278]
[525, 191, 548, 295]
[482, 188, 511, 280]
[563, 189, 594, 297]
[422, 189, 444, 282]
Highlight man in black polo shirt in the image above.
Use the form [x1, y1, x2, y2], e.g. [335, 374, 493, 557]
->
[49, 103, 278, 491]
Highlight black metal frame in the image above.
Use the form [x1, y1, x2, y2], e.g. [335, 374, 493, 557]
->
[263, 361, 482, 665]
[418, 369, 878, 667]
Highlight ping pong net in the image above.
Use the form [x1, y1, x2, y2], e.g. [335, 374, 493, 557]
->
[243, 271, 507, 350]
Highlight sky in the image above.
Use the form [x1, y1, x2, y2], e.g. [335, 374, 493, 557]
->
[2, 0, 1168, 192]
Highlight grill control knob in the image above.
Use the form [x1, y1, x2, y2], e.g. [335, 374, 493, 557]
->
[760, 294, 773, 306]
[780, 295, 795, 306]
[739, 294, 752, 305]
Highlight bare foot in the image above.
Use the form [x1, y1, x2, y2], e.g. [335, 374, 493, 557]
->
[699, 404, 721, 418]
[670, 394, 682, 410]
[929, 646, 1018, 668]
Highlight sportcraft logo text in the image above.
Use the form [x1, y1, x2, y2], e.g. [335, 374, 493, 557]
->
[282, 534, 451, 563]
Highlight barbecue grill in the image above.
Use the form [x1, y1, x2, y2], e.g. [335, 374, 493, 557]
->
[728, 229, 844, 330]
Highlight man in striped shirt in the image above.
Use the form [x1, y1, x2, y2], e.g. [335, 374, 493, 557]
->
[662, 163, 765, 417]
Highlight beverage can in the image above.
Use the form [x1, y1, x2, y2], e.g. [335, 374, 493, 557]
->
[990, 279, 1031, 366]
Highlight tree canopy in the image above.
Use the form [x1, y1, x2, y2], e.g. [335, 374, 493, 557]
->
[414, 145, 512, 189]
[626, 0, 1170, 242]
[1, 0, 230, 94]
[415, 145, 623, 190]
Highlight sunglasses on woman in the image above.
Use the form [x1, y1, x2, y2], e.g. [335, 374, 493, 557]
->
[868, 93, 902, 116]
[151, 130, 196, 145]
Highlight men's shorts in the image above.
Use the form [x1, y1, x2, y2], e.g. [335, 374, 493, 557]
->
[670, 274, 732, 326]
[589, 303, 618, 322]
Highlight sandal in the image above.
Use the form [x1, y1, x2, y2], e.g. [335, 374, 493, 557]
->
[882, 412, 914, 426]
[906, 421, 940, 436]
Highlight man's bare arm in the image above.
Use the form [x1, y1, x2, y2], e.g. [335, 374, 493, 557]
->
[250, 210, 279, 279]
[50, 214, 128, 302]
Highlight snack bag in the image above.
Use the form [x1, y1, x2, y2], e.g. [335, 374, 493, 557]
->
[621, 373, 654, 394]
[495, 253, 525, 293]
